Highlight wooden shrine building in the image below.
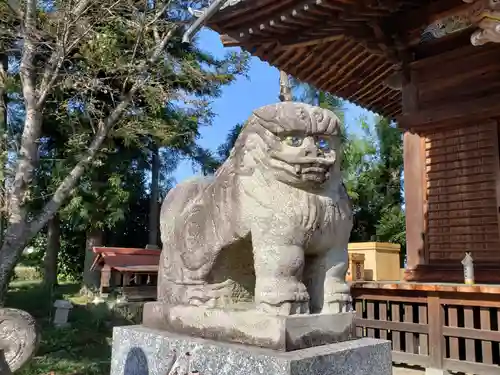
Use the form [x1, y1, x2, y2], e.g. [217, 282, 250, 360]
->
[91, 247, 160, 300]
[201, 0, 500, 284]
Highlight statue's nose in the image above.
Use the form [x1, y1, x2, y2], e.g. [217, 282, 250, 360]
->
[303, 137, 319, 157]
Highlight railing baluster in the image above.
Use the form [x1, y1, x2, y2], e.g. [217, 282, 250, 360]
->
[480, 307, 493, 364]
[428, 294, 445, 371]
[355, 299, 364, 337]
[391, 301, 402, 352]
[448, 306, 460, 360]
[418, 304, 428, 356]
[464, 306, 476, 362]
[367, 300, 376, 338]
[405, 304, 415, 354]
[379, 301, 388, 340]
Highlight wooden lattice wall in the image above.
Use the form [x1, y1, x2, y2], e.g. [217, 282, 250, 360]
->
[423, 122, 500, 264]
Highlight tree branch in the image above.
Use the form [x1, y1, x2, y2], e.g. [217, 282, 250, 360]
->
[7, 0, 23, 20]
[36, 0, 94, 108]
[27, 26, 178, 238]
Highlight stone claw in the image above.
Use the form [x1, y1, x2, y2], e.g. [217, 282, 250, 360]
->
[256, 301, 310, 316]
[322, 292, 352, 314]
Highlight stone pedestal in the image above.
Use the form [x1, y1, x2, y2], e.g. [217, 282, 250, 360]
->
[110, 325, 392, 375]
[143, 302, 355, 351]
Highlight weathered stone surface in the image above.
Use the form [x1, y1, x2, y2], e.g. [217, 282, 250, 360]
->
[157, 102, 353, 316]
[143, 302, 355, 351]
[53, 299, 73, 328]
[110, 326, 392, 375]
[0, 308, 39, 374]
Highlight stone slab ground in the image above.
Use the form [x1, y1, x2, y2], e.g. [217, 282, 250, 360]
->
[393, 365, 425, 375]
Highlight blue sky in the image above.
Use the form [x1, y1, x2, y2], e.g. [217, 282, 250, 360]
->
[173, 28, 374, 183]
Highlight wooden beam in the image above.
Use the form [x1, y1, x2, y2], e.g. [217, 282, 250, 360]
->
[411, 31, 472, 61]
[278, 34, 343, 49]
[220, 34, 242, 47]
[219, 34, 275, 47]
[397, 92, 500, 129]
[386, 0, 470, 43]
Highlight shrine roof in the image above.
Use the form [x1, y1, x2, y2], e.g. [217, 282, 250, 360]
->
[90, 247, 160, 273]
[206, 0, 477, 119]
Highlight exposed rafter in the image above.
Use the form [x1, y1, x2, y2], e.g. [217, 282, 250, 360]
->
[207, 0, 480, 119]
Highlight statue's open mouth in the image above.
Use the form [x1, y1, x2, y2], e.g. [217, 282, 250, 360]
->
[269, 152, 334, 184]
[296, 163, 330, 183]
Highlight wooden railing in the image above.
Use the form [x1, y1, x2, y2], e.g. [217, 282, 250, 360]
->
[352, 282, 500, 375]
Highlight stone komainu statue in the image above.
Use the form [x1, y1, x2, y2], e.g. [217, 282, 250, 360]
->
[157, 102, 353, 316]
[0, 308, 39, 374]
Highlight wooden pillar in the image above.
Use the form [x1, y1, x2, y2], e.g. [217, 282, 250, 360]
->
[100, 264, 111, 296]
[401, 69, 427, 279]
[403, 132, 426, 275]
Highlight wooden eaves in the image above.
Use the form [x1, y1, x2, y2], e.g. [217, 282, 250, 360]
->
[205, 0, 478, 120]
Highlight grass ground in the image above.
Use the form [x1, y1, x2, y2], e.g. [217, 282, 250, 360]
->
[8, 281, 115, 375]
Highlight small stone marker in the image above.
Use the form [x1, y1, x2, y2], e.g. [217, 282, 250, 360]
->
[53, 299, 73, 328]
[461, 252, 475, 285]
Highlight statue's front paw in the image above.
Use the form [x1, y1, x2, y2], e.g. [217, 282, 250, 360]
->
[322, 293, 352, 314]
[256, 301, 310, 316]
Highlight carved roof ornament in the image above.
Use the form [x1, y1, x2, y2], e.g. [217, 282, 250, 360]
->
[420, 13, 471, 43]
[420, 0, 500, 46]
[465, 0, 500, 45]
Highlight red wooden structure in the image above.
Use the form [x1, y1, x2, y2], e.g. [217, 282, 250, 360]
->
[91, 247, 160, 301]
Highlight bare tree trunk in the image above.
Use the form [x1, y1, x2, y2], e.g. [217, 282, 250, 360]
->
[0, 53, 8, 248]
[148, 143, 160, 246]
[81, 228, 104, 295]
[0, 0, 42, 304]
[43, 214, 60, 288]
[279, 70, 292, 102]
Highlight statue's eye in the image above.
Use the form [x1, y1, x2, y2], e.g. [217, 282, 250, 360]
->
[316, 137, 331, 152]
[284, 135, 303, 147]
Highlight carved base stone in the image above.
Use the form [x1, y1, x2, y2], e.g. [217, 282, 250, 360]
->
[110, 326, 392, 375]
[142, 302, 355, 351]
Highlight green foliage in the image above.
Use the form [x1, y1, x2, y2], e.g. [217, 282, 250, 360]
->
[13, 266, 42, 282]
[344, 116, 406, 262]
[0, 0, 251, 284]
[217, 122, 244, 162]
